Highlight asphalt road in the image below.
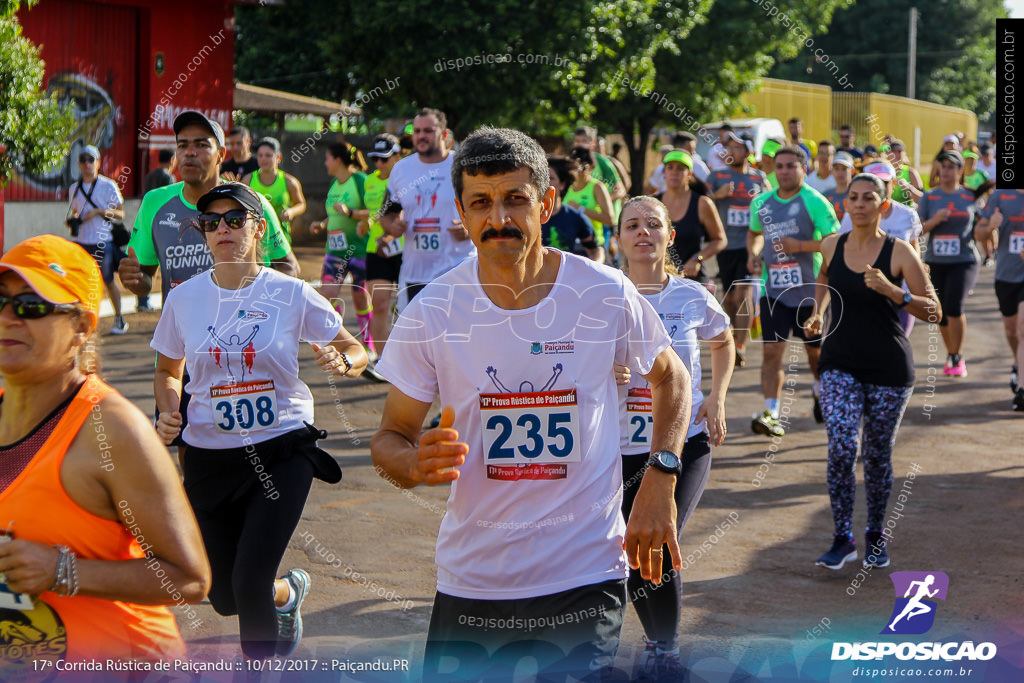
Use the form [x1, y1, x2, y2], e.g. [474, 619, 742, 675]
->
[84, 247, 1023, 682]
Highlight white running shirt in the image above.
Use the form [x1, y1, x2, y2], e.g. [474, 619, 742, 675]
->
[620, 277, 730, 454]
[151, 268, 343, 449]
[839, 201, 923, 244]
[376, 250, 671, 600]
[386, 153, 476, 286]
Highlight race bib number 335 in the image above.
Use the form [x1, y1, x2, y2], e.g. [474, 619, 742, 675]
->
[480, 388, 581, 481]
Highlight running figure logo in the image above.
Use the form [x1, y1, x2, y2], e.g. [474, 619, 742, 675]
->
[486, 364, 563, 393]
[207, 324, 260, 382]
[881, 571, 950, 635]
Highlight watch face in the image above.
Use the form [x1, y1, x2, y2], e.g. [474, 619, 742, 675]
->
[654, 451, 681, 470]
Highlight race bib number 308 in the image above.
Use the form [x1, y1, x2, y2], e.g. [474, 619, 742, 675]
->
[210, 380, 279, 432]
[480, 388, 581, 481]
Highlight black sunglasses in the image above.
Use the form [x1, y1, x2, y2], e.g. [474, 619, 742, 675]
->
[0, 294, 79, 319]
[196, 210, 256, 232]
[79, 155, 96, 163]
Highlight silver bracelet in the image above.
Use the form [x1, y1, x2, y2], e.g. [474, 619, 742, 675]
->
[66, 551, 80, 597]
[50, 546, 69, 593]
[338, 353, 352, 376]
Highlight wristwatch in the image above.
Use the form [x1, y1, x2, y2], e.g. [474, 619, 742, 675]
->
[648, 450, 682, 476]
[898, 291, 912, 308]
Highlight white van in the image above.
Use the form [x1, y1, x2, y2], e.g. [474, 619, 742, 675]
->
[695, 118, 787, 164]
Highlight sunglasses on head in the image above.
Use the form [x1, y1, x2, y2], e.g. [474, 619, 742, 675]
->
[0, 293, 79, 319]
[195, 210, 256, 232]
[79, 155, 96, 163]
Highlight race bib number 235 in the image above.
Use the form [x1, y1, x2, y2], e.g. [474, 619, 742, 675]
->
[480, 388, 581, 481]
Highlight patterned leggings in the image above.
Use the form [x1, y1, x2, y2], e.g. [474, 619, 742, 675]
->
[819, 369, 913, 538]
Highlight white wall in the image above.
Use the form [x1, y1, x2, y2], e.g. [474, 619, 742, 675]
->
[3, 199, 142, 253]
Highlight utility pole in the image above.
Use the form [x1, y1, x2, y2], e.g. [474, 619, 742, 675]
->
[907, 7, 918, 99]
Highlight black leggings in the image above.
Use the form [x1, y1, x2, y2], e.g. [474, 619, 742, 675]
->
[927, 261, 979, 324]
[184, 438, 315, 659]
[620, 432, 711, 651]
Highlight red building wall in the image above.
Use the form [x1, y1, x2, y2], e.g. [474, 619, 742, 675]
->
[10, 0, 235, 201]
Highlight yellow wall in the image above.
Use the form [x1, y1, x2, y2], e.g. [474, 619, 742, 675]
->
[742, 79, 978, 169]
[860, 93, 977, 168]
[742, 78, 833, 147]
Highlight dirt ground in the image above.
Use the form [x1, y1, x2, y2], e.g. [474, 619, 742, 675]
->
[83, 246, 1023, 682]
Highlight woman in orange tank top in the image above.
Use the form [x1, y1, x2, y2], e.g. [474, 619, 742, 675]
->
[0, 235, 210, 673]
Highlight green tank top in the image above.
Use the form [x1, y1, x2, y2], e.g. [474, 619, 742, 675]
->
[326, 173, 368, 259]
[363, 170, 403, 255]
[249, 170, 291, 222]
[892, 166, 915, 206]
[563, 179, 606, 245]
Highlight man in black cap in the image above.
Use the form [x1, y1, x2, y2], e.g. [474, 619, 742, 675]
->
[120, 110, 299, 308]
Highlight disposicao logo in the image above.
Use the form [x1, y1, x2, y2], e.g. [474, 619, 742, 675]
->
[882, 571, 948, 635]
[831, 571, 997, 662]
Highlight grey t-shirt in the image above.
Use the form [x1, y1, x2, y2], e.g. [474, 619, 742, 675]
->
[749, 185, 838, 307]
[708, 167, 769, 250]
[980, 190, 1024, 283]
[918, 188, 979, 265]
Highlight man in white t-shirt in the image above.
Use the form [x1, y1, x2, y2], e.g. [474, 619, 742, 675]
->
[805, 141, 837, 194]
[371, 127, 692, 681]
[66, 144, 128, 334]
[381, 108, 476, 308]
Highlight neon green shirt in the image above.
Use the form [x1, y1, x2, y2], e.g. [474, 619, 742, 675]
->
[564, 179, 606, 245]
[130, 182, 291, 300]
[325, 173, 368, 259]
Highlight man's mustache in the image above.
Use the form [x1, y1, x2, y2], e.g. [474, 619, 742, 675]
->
[481, 226, 525, 241]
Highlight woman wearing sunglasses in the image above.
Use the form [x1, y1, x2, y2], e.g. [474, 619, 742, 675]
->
[0, 235, 210, 670]
[151, 183, 367, 659]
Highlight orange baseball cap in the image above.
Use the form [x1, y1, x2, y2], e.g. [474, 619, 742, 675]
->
[0, 235, 103, 317]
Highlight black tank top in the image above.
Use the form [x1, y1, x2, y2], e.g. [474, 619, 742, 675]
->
[657, 191, 707, 282]
[0, 384, 81, 494]
[818, 234, 914, 387]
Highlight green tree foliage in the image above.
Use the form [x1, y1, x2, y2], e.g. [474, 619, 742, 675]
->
[0, 0, 73, 183]
[236, 0, 851, 184]
[236, 0, 607, 134]
[585, 0, 851, 188]
[771, 0, 1001, 124]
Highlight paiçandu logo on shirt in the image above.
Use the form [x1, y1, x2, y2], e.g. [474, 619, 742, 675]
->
[237, 310, 269, 321]
[530, 341, 575, 355]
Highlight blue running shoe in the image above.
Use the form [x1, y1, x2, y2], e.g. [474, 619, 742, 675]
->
[276, 568, 311, 656]
[815, 535, 857, 570]
[864, 531, 890, 568]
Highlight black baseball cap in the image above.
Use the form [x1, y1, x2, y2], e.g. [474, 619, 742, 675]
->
[937, 150, 964, 167]
[367, 134, 401, 158]
[197, 182, 264, 215]
[173, 111, 226, 147]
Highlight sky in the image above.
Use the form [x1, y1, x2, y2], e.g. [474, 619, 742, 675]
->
[1009, 0, 1024, 18]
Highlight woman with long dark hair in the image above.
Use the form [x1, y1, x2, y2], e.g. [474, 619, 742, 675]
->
[805, 174, 940, 570]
